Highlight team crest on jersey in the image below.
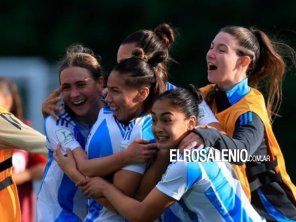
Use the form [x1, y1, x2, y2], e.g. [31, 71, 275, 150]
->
[56, 128, 74, 145]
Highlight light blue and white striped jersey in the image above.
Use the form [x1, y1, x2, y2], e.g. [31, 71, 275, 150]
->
[84, 106, 154, 222]
[157, 148, 266, 222]
[37, 112, 91, 222]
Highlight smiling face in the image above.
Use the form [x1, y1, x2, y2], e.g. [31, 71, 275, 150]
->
[105, 70, 146, 123]
[60, 66, 103, 124]
[206, 32, 247, 90]
[151, 98, 196, 150]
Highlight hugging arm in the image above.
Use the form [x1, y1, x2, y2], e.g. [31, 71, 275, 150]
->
[73, 139, 157, 177]
[42, 87, 63, 120]
[135, 149, 170, 201]
[195, 113, 264, 154]
[83, 176, 175, 222]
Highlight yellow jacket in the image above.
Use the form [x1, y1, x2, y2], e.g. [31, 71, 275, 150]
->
[201, 85, 296, 201]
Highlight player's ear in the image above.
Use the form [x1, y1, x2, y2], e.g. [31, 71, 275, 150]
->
[187, 115, 196, 130]
[237, 55, 251, 68]
[135, 86, 149, 102]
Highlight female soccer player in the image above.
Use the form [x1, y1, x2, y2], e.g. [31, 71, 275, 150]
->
[78, 85, 265, 222]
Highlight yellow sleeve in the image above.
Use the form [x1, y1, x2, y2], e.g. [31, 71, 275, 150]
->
[0, 111, 47, 155]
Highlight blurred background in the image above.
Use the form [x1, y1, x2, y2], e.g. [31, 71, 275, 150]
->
[1, 0, 295, 180]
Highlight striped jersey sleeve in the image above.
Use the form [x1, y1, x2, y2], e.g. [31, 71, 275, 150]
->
[37, 112, 88, 221]
[44, 115, 80, 154]
[122, 115, 154, 174]
[157, 152, 266, 222]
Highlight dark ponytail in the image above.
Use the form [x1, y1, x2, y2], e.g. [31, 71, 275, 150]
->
[112, 48, 169, 112]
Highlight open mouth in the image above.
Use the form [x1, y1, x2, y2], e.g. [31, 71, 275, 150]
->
[156, 135, 170, 141]
[208, 63, 217, 70]
[72, 99, 86, 106]
[109, 106, 119, 112]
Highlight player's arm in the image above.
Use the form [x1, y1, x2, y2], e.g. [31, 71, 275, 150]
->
[83, 176, 175, 222]
[0, 112, 46, 155]
[135, 149, 170, 200]
[194, 112, 264, 156]
[54, 145, 87, 185]
[72, 139, 157, 177]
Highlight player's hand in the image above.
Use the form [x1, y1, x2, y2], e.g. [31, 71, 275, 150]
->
[53, 144, 76, 174]
[80, 177, 105, 199]
[42, 87, 63, 120]
[178, 131, 204, 151]
[124, 139, 158, 163]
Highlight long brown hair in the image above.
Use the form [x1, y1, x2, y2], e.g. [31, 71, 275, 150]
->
[210, 26, 295, 119]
